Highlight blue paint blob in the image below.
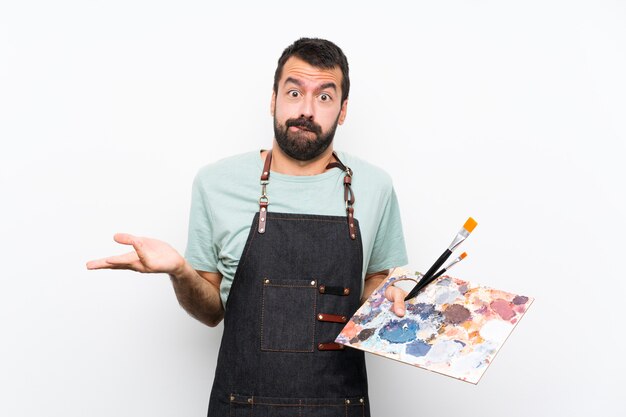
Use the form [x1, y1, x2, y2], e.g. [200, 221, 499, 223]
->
[437, 278, 452, 286]
[353, 310, 378, 325]
[406, 340, 431, 357]
[379, 319, 419, 344]
[407, 303, 437, 320]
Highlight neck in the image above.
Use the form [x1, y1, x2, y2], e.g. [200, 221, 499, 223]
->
[264, 140, 335, 176]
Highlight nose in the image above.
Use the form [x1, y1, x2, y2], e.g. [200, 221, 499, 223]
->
[299, 96, 314, 120]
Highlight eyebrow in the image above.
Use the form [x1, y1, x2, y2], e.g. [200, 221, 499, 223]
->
[284, 77, 338, 93]
[284, 77, 303, 87]
[318, 82, 337, 93]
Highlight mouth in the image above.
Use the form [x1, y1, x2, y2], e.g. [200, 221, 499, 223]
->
[289, 125, 313, 132]
[285, 118, 321, 135]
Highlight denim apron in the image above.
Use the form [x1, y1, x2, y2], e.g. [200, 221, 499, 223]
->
[207, 150, 370, 417]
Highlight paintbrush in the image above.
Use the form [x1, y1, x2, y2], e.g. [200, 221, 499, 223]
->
[404, 218, 477, 301]
[427, 252, 468, 283]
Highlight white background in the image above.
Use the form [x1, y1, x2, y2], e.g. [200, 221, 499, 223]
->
[1, 1, 624, 416]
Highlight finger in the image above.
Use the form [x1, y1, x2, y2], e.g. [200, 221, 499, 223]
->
[384, 286, 393, 300]
[113, 233, 147, 259]
[86, 258, 113, 270]
[392, 295, 406, 317]
[384, 285, 404, 301]
[85, 252, 145, 272]
[85, 256, 140, 270]
[104, 251, 140, 266]
[105, 260, 145, 271]
[385, 286, 406, 317]
[113, 233, 139, 247]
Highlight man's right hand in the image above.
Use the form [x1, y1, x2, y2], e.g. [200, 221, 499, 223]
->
[87, 233, 225, 327]
[86, 233, 185, 275]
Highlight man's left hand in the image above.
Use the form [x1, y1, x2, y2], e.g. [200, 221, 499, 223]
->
[384, 285, 407, 317]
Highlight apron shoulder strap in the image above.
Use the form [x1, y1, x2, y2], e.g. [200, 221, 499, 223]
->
[328, 152, 357, 240]
[257, 149, 357, 240]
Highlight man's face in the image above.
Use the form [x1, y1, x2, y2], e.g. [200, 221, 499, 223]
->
[272, 56, 348, 161]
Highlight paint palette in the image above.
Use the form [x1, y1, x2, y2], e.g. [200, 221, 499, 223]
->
[335, 267, 533, 384]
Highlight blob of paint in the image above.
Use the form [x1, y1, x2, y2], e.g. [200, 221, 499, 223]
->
[490, 299, 516, 320]
[357, 327, 376, 341]
[407, 303, 436, 320]
[425, 339, 464, 362]
[479, 320, 513, 343]
[435, 287, 462, 305]
[513, 295, 529, 305]
[379, 319, 419, 344]
[444, 304, 471, 325]
[406, 339, 431, 357]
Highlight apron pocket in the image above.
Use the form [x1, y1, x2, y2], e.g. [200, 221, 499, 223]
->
[229, 394, 367, 417]
[260, 278, 317, 352]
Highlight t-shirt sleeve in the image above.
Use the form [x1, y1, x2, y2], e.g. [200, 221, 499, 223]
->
[184, 170, 219, 272]
[366, 186, 409, 274]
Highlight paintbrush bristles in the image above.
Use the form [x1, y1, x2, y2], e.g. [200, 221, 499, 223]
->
[447, 252, 468, 269]
[464, 217, 477, 233]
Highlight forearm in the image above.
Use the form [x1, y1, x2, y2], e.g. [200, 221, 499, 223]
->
[361, 270, 390, 304]
[169, 261, 224, 327]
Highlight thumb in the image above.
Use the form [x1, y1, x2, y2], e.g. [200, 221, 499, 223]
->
[385, 286, 406, 317]
[393, 295, 406, 317]
[113, 233, 141, 248]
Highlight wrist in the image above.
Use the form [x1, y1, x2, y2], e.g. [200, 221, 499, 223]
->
[170, 257, 190, 279]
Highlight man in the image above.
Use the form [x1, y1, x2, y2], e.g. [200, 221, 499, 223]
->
[88, 38, 408, 417]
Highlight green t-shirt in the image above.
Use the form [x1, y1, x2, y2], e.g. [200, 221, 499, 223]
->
[184, 150, 408, 307]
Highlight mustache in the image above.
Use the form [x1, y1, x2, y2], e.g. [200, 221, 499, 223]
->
[285, 117, 322, 134]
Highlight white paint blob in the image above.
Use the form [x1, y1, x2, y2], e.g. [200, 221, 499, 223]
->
[479, 320, 514, 344]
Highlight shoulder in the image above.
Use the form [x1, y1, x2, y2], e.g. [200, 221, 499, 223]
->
[194, 150, 261, 181]
[192, 150, 262, 194]
[191, 150, 262, 205]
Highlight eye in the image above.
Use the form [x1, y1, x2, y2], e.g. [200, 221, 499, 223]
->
[288, 90, 300, 98]
[319, 93, 330, 102]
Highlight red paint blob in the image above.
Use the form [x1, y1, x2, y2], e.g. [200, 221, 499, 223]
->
[490, 299, 516, 320]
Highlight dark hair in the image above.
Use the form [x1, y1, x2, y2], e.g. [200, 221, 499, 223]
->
[273, 38, 350, 103]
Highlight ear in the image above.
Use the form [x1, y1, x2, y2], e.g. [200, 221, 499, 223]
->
[337, 99, 348, 125]
[270, 91, 276, 117]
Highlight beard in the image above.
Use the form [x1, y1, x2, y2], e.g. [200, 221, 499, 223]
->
[274, 114, 339, 161]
